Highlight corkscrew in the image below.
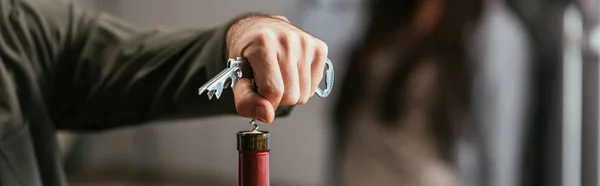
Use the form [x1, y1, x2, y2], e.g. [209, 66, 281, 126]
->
[198, 57, 335, 126]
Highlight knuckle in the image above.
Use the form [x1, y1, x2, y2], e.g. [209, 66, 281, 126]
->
[286, 30, 298, 39]
[315, 40, 329, 56]
[297, 98, 307, 105]
[244, 44, 259, 54]
[281, 93, 300, 105]
[274, 15, 290, 22]
[316, 40, 329, 55]
[256, 29, 275, 44]
[244, 45, 269, 59]
[298, 91, 310, 105]
[278, 30, 298, 45]
[261, 85, 284, 99]
[300, 34, 312, 48]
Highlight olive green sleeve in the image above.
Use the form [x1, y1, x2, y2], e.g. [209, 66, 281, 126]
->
[18, 0, 292, 131]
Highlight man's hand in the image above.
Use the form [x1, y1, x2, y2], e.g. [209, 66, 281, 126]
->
[226, 14, 328, 123]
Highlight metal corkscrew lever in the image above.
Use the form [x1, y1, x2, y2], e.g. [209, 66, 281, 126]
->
[198, 57, 335, 100]
[198, 57, 335, 186]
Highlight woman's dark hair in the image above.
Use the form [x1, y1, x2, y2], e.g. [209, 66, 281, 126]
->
[334, 0, 484, 159]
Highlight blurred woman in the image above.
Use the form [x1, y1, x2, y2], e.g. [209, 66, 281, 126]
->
[332, 0, 483, 185]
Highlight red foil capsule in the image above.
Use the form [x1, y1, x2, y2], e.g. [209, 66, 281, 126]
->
[237, 130, 270, 186]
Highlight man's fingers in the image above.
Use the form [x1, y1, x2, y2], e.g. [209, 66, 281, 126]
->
[233, 78, 276, 123]
[243, 32, 285, 110]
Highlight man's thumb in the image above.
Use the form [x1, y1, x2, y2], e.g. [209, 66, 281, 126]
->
[232, 78, 275, 123]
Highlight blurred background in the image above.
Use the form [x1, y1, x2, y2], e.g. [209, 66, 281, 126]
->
[57, 0, 599, 186]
